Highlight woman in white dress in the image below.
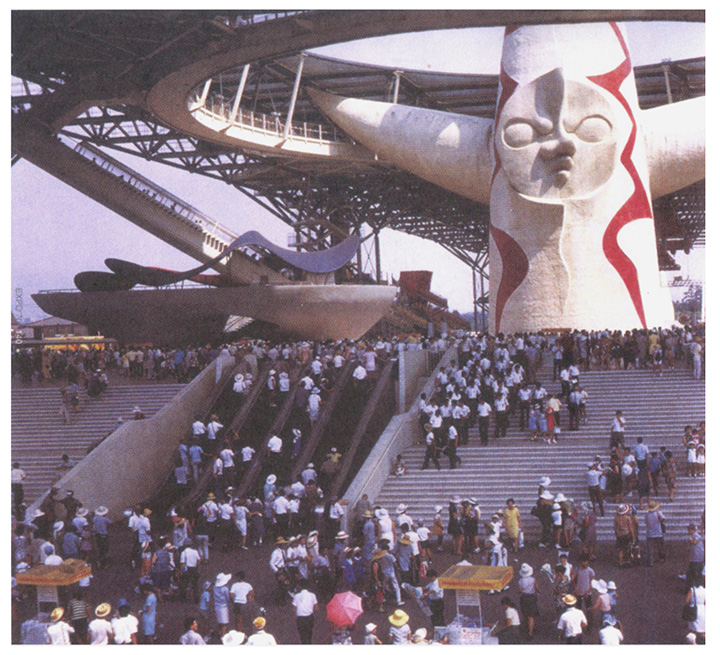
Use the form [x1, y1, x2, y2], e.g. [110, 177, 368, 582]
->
[685, 578, 705, 644]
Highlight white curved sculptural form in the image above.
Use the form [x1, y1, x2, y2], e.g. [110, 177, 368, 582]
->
[310, 22, 704, 333]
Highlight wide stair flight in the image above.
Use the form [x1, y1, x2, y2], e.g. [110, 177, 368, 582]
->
[374, 365, 705, 541]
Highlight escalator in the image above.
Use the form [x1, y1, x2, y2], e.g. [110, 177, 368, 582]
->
[330, 359, 396, 498]
[234, 362, 312, 499]
[290, 359, 355, 482]
[181, 360, 273, 507]
[303, 359, 387, 493]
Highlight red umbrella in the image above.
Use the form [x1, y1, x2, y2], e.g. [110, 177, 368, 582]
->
[326, 591, 364, 627]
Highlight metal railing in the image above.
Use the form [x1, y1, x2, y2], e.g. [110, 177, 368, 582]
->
[195, 99, 345, 146]
[72, 142, 241, 246]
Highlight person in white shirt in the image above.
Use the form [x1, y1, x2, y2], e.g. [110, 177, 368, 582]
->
[179, 617, 206, 645]
[301, 463, 317, 486]
[230, 571, 255, 632]
[292, 580, 318, 644]
[206, 415, 224, 443]
[192, 417, 207, 437]
[267, 435, 283, 470]
[111, 603, 139, 644]
[273, 492, 290, 536]
[180, 542, 202, 603]
[246, 617, 276, 646]
[88, 603, 114, 645]
[44, 543, 63, 566]
[598, 613, 624, 645]
[46, 608, 75, 645]
[557, 595, 587, 644]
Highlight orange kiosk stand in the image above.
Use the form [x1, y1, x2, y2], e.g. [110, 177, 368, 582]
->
[17, 559, 92, 615]
[437, 563, 514, 644]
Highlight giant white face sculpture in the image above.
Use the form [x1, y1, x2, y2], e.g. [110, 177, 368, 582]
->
[310, 21, 703, 333]
[496, 68, 618, 199]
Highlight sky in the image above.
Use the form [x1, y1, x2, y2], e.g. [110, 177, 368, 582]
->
[10, 16, 705, 323]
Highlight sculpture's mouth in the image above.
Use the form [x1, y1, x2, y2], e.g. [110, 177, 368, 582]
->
[549, 156, 573, 186]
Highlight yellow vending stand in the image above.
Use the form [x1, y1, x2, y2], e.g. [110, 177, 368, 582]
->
[16, 559, 92, 644]
[436, 563, 513, 645]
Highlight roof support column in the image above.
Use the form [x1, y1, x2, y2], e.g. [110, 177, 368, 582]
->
[662, 59, 674, 104]
[392, 70, 402, 104]
[282, 54, 307, 141]
[229, 64, 251, 124]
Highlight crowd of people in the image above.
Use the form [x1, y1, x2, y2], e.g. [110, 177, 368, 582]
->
[10, 324, 706, 644]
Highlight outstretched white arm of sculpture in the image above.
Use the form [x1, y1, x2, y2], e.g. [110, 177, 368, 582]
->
[641, 96, 705, 199]
[308, 88, 495, 204]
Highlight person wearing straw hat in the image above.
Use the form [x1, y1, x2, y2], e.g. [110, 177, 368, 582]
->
[517, 563, 539, 638]
[388, 609, 411, 644]
[46, 607, 75, 645]
[613, 504, 637, 567]
[644, 499, 667, 566]
[246, 617, 277, 646]
[557, 594, 587, 644]
[88, 603, 113, 645]
[92, 506, 111, 569]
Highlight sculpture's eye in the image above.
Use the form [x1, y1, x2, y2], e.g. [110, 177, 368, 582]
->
[570, 115, 612, 143]
[503, 120, 537, 148]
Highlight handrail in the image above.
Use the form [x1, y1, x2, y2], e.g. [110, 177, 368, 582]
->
[195, 102, 344, 146]
[234, 362, 312, 498]
[290, 359, 354, 480]
[330, 359, 396, 498]
[226, 360, 272, 434]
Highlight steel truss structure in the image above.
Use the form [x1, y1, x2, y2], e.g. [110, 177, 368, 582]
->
[11, 10, 705, 323]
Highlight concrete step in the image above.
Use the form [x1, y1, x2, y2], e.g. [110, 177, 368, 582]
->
[11, 383, 187, 505]
[373, 360, 704, 541]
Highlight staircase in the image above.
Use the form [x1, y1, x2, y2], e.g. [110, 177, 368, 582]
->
[374, 366, 705, 541]
[12, 383, 185, 504]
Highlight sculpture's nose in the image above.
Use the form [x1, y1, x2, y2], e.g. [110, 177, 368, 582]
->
[539, 127, 576, 161]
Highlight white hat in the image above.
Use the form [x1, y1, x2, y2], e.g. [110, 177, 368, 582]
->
[215, 572, 232, 587]
[554, 493, 567, 503]
[76, 507, 89, 518]
[53, 521, 64, 532]
[434, 505, 443, 514]
[365, 623, 377, 633]
[519, 563, 533, 577]
[269, 370, 276, 376]
[307, 463, 314, 468]
[592, 579, 608, 594]
[33, 509, 45, 518]
[540, 491, 554, 501]
[235, 374, 243, 381]
[94, 506, 109, 516]
[396, 503, 407, 513]
[539, 476, 551, 487]
[222, 630, 246, 646]
[292, 428, 302, 437]
[412, 628, 428, 641]
[607, 581, 617, 590]
[266, 475, 277, 485]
